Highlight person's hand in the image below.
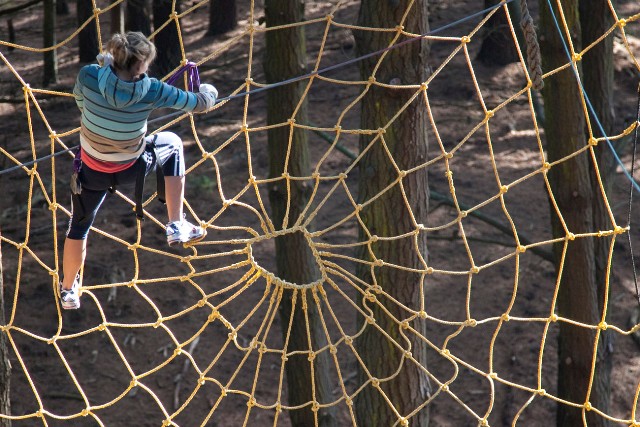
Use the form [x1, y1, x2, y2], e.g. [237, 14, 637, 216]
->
[199, 83, 218, 98]
[96, 52, 113, 68]
[199, 83, 218, 109]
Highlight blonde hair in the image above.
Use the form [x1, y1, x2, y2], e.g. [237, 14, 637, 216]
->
[106, 32, 156, 72]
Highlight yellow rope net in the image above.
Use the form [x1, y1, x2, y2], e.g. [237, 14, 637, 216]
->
[0, 0, 640, 426]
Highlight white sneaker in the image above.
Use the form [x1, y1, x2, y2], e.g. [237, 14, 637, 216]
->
[166, 218, 206, 246]
[59, 275, 81, 310]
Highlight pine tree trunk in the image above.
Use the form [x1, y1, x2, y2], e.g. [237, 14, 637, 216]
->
[477, 0, 521, 66]
[539, 1, 610, 426]
[152, 0, 181, 77]
[43, 0, 58, 86]
[76, 0, 98, 64]
[56, 0, 69, 15]
[353, 0, 431, 425]
[126, 0, 152, 35]
[111, 3, 124, 35]
[0, 233, 11, 427]
[263, 0, 337, 426]
[580, 1, 615, 423]
[207, 0, 236, 36]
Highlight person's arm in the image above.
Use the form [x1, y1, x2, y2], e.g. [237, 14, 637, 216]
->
[151, 81, 217, 113]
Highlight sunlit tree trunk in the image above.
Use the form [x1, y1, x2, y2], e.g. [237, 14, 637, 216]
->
[353, 0, 431, 425]
[539, 1, 610, 426]
[263, 0, 337, 425]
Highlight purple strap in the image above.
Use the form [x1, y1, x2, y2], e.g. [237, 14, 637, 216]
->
[166, 61, 201, 92]
[73, 148, 82, 174]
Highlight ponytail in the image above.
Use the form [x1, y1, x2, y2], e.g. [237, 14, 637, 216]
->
[105, 32, 156, 72]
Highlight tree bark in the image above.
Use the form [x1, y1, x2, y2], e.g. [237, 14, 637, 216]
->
[580, 0, 615, 423]
[126, 0, 152, 35]
[56, 0, 69, 15]
[477, 0, 521, 66]
[353, 0, 431, 425]
[207, 0, 236, 36]
[110, 2, 124, 35]
[43, 0, 58, 86]
[76, 0, 98, 64]
[152, 0, 181, 78]
[539, 1, 610, 426]
[0, 232, 11, 427]
[263, 0, 337, 426]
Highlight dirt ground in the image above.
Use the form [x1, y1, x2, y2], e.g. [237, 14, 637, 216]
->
[1, 0, 640, 426]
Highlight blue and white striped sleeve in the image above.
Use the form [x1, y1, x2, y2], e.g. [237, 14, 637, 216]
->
[151, 81, 214, 113]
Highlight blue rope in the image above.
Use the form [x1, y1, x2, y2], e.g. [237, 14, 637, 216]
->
[0, 0, 514, 176]
[544, 0, 640, 193]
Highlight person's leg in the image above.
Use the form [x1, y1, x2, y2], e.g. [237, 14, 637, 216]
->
[149, 132, 206, 245]
[63, 186, 107, 289]
[62, 238, 86, 290]
[150, 132, 187, 223]
[165, 175, 185, 223]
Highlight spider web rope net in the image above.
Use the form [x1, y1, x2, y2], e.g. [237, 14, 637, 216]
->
[1, 0, 640, 426]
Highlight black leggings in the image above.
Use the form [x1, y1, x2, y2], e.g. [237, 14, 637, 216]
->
[66, 132, 184, 240]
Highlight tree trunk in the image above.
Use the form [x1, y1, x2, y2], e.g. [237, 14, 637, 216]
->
[126, 0, 152, 35]
[6, 19, 14, 52]
[0, 232, 11, 427]
[152, 0, 181, 78]
[263, 0, 337, 426]
[56, 0, 69, 15]
[539, 1, 609, 426]
[207, 0, 236, 36]
[43, 0, 58, 86]
[580, 0, 615, 423]
[77, 0, 98, 63]
[353, 0, 431, 425]
[477, 0, 521, 66]
[111, 2, 124, 35]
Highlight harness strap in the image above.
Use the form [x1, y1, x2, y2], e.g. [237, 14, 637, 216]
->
[134, 135, 166, 220]
[134, 154, 147, 220]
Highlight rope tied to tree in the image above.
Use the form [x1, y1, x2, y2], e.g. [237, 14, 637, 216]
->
[520, 0, 544, 91]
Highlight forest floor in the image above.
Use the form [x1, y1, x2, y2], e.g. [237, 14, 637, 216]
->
[1, 0, 640, 426]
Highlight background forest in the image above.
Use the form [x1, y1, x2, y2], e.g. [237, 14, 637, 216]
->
[1, 0, 640, 426]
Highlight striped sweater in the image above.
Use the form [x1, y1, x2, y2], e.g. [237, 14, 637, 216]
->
[73, 64, 213, 163]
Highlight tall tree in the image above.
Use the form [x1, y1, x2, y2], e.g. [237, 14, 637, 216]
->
[152, 0, 182, 77]
[111, 2, 124, 35]
[353, 0, 431, 425]
[126, 0, 152, 35]
[43, 0, 58, 85]
[77, 0, 98, 63]
[207, 0, 236, 36]
[539, 1, 611, 426]
[579, 0, 616, 423]
[477, 0, 521, 66]
[0, 234, 11, 427]
[263, 0, 337, 425]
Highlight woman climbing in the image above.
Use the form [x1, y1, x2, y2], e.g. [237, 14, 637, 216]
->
[60, 31, 218, 310]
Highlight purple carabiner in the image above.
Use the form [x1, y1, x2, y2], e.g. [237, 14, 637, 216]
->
[167, 61, 201, 92]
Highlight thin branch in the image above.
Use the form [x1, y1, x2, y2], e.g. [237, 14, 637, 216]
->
[0, 0, 42, 17]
